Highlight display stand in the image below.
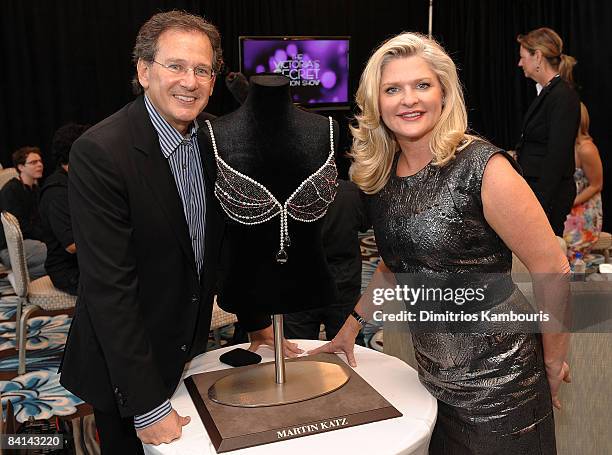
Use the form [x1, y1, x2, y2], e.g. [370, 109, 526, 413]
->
[208, 314, 350, 407]
[186, 352, 402, 452]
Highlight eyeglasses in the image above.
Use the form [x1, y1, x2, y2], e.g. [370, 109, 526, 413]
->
[25, 159, 43, 166]
[152, 60, 215, 82]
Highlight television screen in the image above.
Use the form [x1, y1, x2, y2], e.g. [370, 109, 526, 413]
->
[239, 36, 350, 108]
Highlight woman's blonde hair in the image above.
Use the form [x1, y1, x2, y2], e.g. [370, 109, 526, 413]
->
[577, 102, 592, 142]
[517, 27, 577, 85]
[349, 32, 471, 194]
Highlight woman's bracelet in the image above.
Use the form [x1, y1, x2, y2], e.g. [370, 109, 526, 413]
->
[351, 310, 367, 327]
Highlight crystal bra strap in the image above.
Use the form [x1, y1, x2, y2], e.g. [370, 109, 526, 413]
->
[278, 116, 334, 261]
[206, 116, 335, 264]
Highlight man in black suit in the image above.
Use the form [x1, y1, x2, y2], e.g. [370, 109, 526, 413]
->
[59, 11, 271, 452]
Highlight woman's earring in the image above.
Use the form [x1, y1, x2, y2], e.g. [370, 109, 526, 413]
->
[536, 65, 540, 72]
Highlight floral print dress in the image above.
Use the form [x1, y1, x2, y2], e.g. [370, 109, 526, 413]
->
[563, 167, 603, 262]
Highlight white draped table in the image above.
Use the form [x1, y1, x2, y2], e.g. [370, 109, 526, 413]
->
[143, 340, 437, 455]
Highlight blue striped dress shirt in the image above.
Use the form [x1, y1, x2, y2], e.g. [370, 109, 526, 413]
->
[134, 95, 207, 430]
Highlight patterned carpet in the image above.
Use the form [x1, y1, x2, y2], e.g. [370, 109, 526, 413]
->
[0, 286, 84, 425]
[0, 231, 380, 428]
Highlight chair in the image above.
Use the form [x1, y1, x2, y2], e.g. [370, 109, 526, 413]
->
[591, 231, 612, 263]
[0, 211, 76, 375]
[0, 168, 19, 274]
[0, 168, 18, 274]
[0, 168, 17, 189]
[210, 295, 237, 348]
[0, 399, 18, 440]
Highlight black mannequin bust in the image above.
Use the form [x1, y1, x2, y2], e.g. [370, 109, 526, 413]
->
[202, 74, 338, 315]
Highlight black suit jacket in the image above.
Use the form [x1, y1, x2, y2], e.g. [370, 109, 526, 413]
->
[516, 76, 580, 233]
[59, 96, 225, 417]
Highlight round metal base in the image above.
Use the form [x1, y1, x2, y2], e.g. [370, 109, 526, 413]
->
[208, 360, 350, 407]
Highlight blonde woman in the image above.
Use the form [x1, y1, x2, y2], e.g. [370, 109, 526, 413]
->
[563, 102, 603, 262]
[311, 32, 570, 454]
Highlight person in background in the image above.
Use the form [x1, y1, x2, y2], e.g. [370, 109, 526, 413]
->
[39, 123, 90, 295]
[563, 102, 603, 262]
[0, 146, 46, 280]
[516, 27, 580, 236]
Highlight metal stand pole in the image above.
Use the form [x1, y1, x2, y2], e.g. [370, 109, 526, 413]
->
[273, 314, 285, 383]
[428, 0, 434, 38]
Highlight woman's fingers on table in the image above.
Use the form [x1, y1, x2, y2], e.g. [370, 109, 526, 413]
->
[307, 341, 332, 355]
[343, 347, 357, 368]
[307, 340, 357, 368]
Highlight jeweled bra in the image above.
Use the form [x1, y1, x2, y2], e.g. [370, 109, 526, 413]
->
[205, 117, 338, 264]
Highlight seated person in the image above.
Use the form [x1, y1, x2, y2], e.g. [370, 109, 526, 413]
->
[0, 146, 46, 280]
[563, 102, 603, 263]
[39, 124, 89, 295]
[284, 179, 370, 343]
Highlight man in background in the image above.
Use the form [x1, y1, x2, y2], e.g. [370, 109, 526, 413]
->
[39, 123, 89, 295]
[284, 179, 370, 343]
[0, 146, 46, 279]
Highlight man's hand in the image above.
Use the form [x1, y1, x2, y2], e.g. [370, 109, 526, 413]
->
[248, 325, 303, 357]
[136, 409, 190, 445]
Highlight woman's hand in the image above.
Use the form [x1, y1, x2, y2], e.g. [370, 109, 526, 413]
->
[546, 361, 571, 410]
[247, 325, 303, 357]
[307, 316, 362, 367]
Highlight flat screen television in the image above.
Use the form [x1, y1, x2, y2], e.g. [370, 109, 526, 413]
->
[239, 36, 350, 109]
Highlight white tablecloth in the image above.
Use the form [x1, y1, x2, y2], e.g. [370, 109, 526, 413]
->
[143, 340, 437, 455]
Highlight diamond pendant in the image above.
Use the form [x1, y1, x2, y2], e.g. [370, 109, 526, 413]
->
[276, 248, 288, 264]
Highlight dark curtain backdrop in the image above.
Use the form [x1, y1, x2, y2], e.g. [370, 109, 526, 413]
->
[434, 0, 612, 230]
[1, 0, 610, 228]
[0, 0, 428, 179]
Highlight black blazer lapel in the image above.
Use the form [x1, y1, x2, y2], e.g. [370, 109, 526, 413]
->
[521, 89, 546, 133]
[128, 97, 198, 275]
[520, 76, 560, 133]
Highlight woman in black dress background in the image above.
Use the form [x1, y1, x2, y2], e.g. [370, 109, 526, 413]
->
[516, 27, 581, 236]
[311, 32, 571, 454]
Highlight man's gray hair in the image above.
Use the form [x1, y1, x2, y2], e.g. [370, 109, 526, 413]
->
[131, 10, 223, 95]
